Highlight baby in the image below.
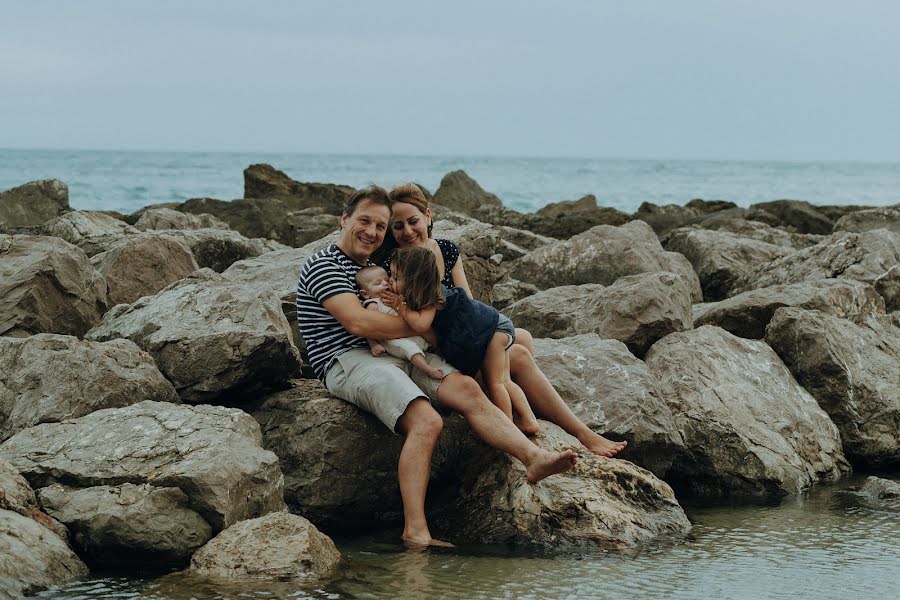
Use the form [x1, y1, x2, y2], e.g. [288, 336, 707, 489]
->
[355, 265, 446, 380]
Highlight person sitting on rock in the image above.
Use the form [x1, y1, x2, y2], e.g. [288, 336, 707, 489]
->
[386, 246, 539, 433]
[295, 184, 579, 548]
[355, 265, 446, 380]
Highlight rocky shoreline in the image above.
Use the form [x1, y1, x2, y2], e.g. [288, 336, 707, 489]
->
[1, 166, 898, 597]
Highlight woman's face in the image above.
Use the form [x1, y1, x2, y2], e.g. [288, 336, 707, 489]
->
[391, 201, 431, 248]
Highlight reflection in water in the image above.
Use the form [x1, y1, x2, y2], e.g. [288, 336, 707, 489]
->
[30, 477, 900, 600]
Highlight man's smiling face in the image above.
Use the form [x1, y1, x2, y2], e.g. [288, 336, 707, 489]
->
[338, 198, 391, 263]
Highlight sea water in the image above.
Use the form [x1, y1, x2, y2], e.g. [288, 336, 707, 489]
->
[2, 148, 899, 215]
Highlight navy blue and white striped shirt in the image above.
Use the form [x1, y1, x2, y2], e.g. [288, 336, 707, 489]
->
[296, 244, 370, 380]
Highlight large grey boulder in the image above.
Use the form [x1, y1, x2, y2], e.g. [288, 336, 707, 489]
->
[0, 334, 179, 443]
[697, 217, 826, 249]
[833, 205, 900, 235]
[87, 269, 300, 403]
[0, 458, 66, 539]
[0, 179, 70, 232]
[430, 220, 506, 303]
[433, 170, 504, 220]
[506, 272, 693, 357]
[530, 195, 630, 238]
[765, 308, 900, 468]
[0, 235, 107, 338]
[134, 207, 230, 231]
[0, 401, 285, 531]
[0, 509, 88, 600]
[490, 277, 539, 310]
[41, 210, 139, 256]
[189, 511, 340, 580]
[644, 326, 850, 499]
[734, 230, 900, 311]
[858, 476, 900, 510]
[532, 335, 684, 477]
[433, 423, 691, 549]
[90, 233, 199, 306]
[750, 199, 834, 234]
[243, 164, 353, 215]
[693, 279, 886, 339]
[513, 220, 702, 301]
[38, 482, 212, 568]
[664, 227, 794, 300]
[157, 228, 287, 272]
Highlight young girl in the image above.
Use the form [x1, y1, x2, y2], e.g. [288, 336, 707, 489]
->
[387, 246, 539, 433]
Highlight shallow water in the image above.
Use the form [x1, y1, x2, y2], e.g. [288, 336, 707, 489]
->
[29, 476, 900, 600]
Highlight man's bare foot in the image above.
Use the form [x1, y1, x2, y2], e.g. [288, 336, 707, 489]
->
[402, 534, 455, 549]
[579, 431, 627, 458]
[525, 449, 577, 483]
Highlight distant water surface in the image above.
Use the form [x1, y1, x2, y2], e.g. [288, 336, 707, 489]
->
[2, 148, 899, 215]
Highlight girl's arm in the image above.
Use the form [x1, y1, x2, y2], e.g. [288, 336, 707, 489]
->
[397, 303, 437, 335]
[450, 255, 474, 299]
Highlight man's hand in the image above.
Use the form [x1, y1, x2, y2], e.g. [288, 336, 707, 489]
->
[370, 342, 386, 356]
[382, 290, 403, 310]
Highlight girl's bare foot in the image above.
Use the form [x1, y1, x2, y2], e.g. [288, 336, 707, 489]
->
[525, 449, 577, 483]
[579, 431, 627, 457]
[513, 413, 540, 436]
[402, 534, 455, 549]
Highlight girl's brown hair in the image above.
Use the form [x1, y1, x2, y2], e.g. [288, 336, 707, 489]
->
[391, 247, 444, 310]
[373, 183, 432, 264]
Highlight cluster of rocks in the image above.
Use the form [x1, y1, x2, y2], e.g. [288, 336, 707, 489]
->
[1, 167, 898, 595]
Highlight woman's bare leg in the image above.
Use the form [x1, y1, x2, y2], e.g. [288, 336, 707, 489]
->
[513, 327, 535, 354]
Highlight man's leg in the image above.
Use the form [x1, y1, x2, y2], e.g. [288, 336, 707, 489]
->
[435, 372, 577, 483]
[507, 344, 627, 457]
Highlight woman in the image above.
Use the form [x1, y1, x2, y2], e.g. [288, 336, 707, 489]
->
[375, 183, 627, 457]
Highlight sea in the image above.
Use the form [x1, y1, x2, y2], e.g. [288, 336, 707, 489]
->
[2, 148, 899, 215]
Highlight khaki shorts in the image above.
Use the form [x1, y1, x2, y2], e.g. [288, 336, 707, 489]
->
[324, 347, 458, 434]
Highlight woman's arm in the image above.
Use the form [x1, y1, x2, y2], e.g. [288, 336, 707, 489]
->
[451, 255, 474, 299]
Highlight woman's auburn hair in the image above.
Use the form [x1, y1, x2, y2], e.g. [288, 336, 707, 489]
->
[372, 183, 432, 264]
[391, 246, 444, 310]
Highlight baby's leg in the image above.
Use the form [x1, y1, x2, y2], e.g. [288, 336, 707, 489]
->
[481, 332, 514, 420]
[410, 352, 446, 380]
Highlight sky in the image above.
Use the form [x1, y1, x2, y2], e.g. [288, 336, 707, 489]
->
[1, 1, 899, 161]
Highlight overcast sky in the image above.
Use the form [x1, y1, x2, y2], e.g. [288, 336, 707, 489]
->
[2, 1, 898, 161]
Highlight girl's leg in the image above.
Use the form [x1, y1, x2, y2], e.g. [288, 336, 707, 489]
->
[505, 372, 540, 435]
[481, 333, 514, 420]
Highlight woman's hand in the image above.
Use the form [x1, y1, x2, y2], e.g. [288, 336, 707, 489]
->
[382, 290, 403, 310]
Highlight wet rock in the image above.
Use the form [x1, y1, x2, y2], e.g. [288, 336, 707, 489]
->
[134, 207, 230, 231]
[243, 164, 353, 215]
[734, 230, 900, 310]
[0, 179, 70, 232]
[696, 217, 826, 249]
[0, 334, 179, 443]
[0, 234, 107, 337]
[765, 308, 900, 468]
[664, 227, 794, 300]
[189, 511, 340, 580]
[38, 483, 212, 568]
[858, 476, 900, 510]
[833, 205, 900, 235]
[531, 195, 630, 238]
[87, 269, 300, 403]
[644, 326, 850, 499]
[513, 220, 702, 301]
[750, 199, 834, 234]
[434, 423, 691, 549]
[90, 233, 199, 306]
[506, 272, 693, 357]
[157, 228, 287, 272]
[0, 509, 88, 600]
[0, 400, 285, 531]
[532, 335, 684, 477]
[692, 279, 886, 339]
[0, 457, 67, 540]
[41, 210, 139, 256]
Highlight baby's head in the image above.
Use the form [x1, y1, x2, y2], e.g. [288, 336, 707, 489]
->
[356, 266, 391, 300]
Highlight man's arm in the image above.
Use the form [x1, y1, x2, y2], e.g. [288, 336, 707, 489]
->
[323, 292, 417, 339]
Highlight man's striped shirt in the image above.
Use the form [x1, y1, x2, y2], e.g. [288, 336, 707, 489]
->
[296, 244, 369, 380]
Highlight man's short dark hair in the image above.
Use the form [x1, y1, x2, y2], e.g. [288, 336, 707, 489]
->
[344, 185, 391, 217]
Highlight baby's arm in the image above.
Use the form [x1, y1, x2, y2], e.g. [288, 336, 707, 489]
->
[363, 302, 386, 356]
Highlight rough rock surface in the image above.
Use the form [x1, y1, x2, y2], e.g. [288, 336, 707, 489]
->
[433, 423, 691, 549]
[513, 220, 702, 301]
[87, 269, 300, 403]
[697, 217, 825, 249]
[0, 457, 67, 540]
[134, 207, 231, 231]
[430, 220, 506, 302]
[0, 509, 88, 600]
[189, 511, 340, 580]
[490, 277, 539, 310]
[156, 228, 286, 272]
[692, 279, 886, 339]
[0, 179, 70, 231]
[858, 476, 900, 510]
[734, 230, 900, 310]
[252, 380, 469, 530]
[0, 234, 107, 337]
[644, 326, 850, 498]
[532, 335, 684, 477]
[38, 483, 212, 568]
[506, 272, 693, 357]
[0, 400, 285, 531]
[243, 164, 354, 215]
[833, 205, 900, 235]
[0, 334, 179, 442]
[765, 308, 900, 468]
[433, 170, 504, 220]
[664, 227, 794, 300]
[531, 194, 630, 238]
[41, 210, 139, 256]
[90, 233, 199, 305]
[750, 199, 835, 234]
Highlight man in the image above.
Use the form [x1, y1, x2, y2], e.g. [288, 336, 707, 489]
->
[296, 185, 578, 547]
